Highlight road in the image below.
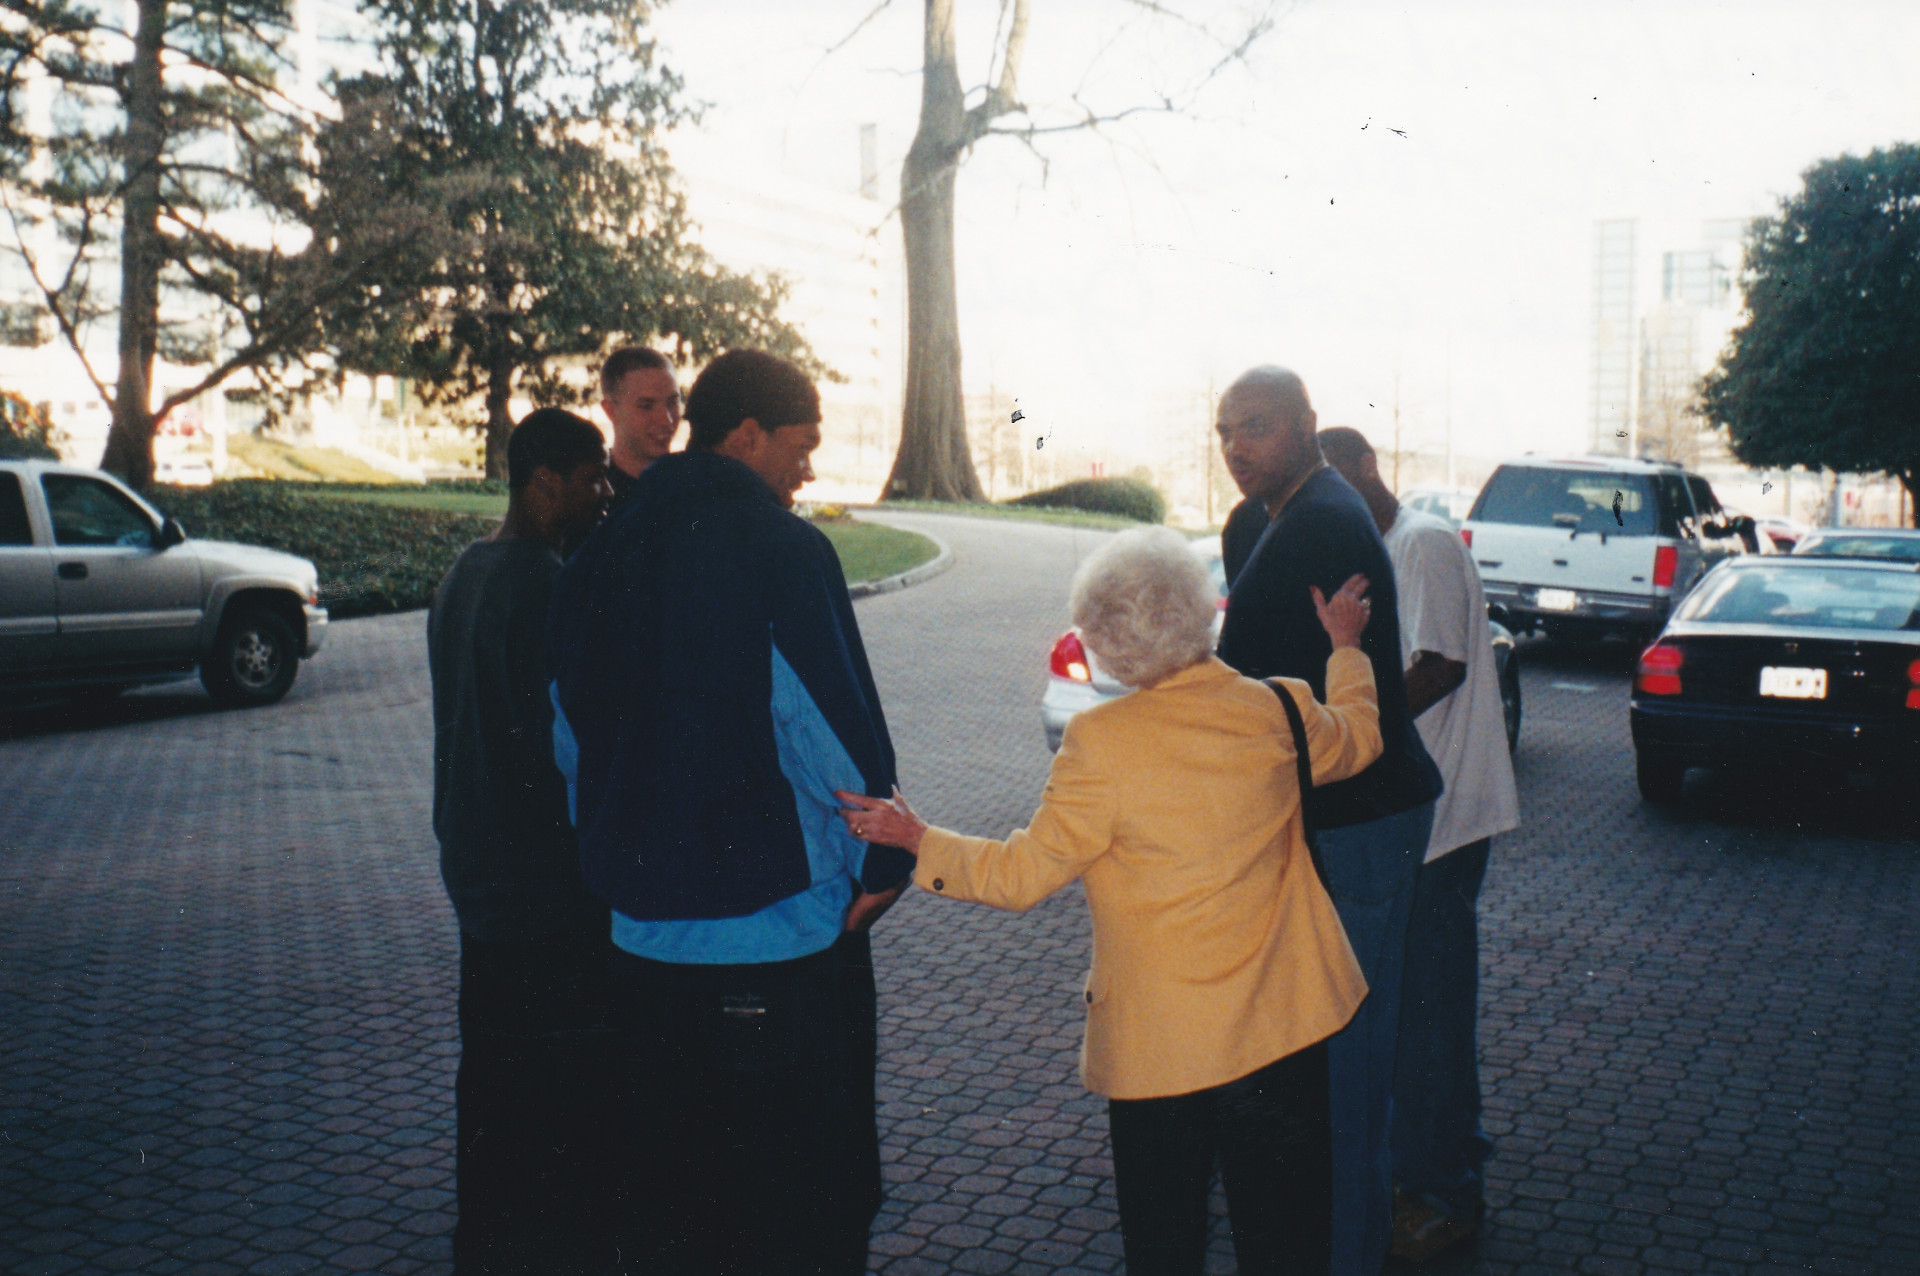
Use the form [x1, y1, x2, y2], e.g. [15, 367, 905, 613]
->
[1, 510, 1916, 1275]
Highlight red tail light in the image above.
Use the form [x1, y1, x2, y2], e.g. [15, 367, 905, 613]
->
[1635, 643, 1683, 696]
[1907, 657, 1920, 710]
[1049, 631, 1092, 683]
[1459, 528, 1473, 548]
[1652, 544, 1678, 588]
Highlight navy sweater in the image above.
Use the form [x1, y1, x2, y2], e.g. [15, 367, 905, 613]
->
[547, 452, 913, 922]
[1218, 467, 1443, 828]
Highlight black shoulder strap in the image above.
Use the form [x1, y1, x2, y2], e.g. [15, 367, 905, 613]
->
[1271, 680, 1329, 890]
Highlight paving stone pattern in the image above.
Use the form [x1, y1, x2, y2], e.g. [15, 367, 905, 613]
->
[1, 509, 1916, 1275]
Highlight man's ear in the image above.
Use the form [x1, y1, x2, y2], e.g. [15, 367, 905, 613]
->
[716, 418, 765, 462]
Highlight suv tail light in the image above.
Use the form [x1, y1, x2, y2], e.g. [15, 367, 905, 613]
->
[1907, 657, 1920, 710]
[1635, 643, 1683, 696]
[1652, 544, 1678, 588]
[1049, 631, 1092, 683]
[1459, 527, 1473, 548]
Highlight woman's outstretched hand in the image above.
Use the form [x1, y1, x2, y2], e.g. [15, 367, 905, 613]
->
[1312, 573, 1372, 650]
[835, 786, 929, 855]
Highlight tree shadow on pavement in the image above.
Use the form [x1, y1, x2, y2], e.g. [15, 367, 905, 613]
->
[1648, 760, 1920, 848]
[0, 683, 222, 741]
[1511, 632, 1641, 676]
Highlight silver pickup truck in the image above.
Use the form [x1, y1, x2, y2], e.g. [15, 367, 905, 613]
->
[0, 459, 326, 707]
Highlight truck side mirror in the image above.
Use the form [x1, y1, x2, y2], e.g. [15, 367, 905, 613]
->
[158, 516, 187, 548]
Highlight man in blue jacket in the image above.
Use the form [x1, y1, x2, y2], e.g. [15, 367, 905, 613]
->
[548, 349, 913, 1274]
[1216, 366, 1443, 1276]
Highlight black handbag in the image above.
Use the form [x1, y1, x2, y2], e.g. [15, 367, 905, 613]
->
[1270, 680, 1330, 890]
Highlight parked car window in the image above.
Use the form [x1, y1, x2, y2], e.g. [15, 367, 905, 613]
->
[1685, 475, 1722, 517]
[1652, 473, 1692, 538]
[1793, 532, 1920, 563]
[1678, 564, 1920, 631]
[1472, 467, 1656, 536]
[41, 474, 155, 548]
[0, 472, 33, 545]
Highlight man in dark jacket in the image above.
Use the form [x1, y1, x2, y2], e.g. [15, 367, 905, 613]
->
[548, 349, 913, 1274]
[427, 408, 615, 1274]
[1215, 366, 1443, 1276]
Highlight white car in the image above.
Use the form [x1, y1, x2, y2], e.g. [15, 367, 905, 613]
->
[1401, 484, 1480, 527]
[1041, 535, 1523, 754]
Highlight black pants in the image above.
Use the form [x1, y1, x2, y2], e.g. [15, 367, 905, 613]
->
[1107, 1041, 1332, 1276]
[611, 931, 880, 1276]
[454, 926, 619, 1275]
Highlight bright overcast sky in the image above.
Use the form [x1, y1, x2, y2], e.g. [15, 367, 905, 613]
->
[651, 0, 1920, 470]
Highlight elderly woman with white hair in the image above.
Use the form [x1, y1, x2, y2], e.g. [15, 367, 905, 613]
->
[838, 526, 1382, 1276]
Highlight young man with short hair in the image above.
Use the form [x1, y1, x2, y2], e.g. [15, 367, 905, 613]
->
[1319, 426, 1519, 1263]
[427, 407, 616, 1274]
[598, 345, 681, 508]
[548, 349, 911, 1274]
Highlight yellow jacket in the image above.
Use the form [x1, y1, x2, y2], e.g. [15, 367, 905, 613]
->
[913, 648, 1382, 1100]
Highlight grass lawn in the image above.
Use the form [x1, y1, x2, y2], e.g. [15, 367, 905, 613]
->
[225, 434, 409, 484]
[300, 487, 938, 585]
[303, 486, 511, 516]
[819, 521, 940, 583]
[872, 498, 1152, 531]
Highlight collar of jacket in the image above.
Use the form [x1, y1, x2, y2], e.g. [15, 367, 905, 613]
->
[635, 449, 781, 508]
[1140, 655, 1237, 695]
[1267, 461, 1329, 519]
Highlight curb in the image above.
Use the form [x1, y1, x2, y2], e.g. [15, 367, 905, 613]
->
[846, 524, 954, 599]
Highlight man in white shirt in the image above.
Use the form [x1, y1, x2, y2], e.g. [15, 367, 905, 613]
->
[1320, 428, 1521, 1263]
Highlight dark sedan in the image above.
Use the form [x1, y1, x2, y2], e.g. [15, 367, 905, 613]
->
[1629, 556, 1920, 803]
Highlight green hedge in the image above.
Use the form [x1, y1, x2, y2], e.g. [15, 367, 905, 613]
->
[151, 480, 499, 618]
[1006, 477, 1166, 524]
[0, 389, 58, 460]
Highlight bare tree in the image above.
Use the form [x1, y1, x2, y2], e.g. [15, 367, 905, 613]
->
[1, 0, 403, 489]
[863, 0, 1274, 501]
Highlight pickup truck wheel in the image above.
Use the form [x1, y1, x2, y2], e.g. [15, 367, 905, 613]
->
[203, 605, 298, 707]
[1635, 744, 1688, 806]
[1500, 654, 1522, 754]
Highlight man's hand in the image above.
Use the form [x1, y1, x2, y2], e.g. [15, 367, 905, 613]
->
[843, 886, 904, 932]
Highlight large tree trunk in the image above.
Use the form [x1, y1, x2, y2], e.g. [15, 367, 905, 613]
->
[885, 0, 983, 503]
[98, 0, 167, 490]
[483, 334, 514, 480]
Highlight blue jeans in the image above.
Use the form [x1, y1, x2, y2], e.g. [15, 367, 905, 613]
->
[1318, 801, 1434, 1276]
[1391, 838, 1495, 1219]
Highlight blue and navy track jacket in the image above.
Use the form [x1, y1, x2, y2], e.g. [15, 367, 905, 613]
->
[546, 451, 914, 958]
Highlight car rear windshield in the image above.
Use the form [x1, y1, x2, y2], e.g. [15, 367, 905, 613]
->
[1471, 466, 1659, 536]
[1677, 564, 1920, 631]
[1795, 533, 1920, 563]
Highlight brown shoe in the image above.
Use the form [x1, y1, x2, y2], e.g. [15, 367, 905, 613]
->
[1390, 1188, 1481, 1262]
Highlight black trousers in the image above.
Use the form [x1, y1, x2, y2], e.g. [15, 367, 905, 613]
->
[610, 930, 880, 1276]
[454, 926, 620, 1276]
[1107, 1041, 1332, 1276]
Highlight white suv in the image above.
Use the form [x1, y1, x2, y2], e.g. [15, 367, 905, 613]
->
[1461, 456, 1744, 644]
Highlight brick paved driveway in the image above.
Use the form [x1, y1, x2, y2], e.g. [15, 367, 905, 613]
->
[2, 510, 1917, 1275]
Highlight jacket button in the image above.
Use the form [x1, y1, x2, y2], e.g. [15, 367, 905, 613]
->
[932, 878, 944, 892]
[1085, 990, 1093, 1004]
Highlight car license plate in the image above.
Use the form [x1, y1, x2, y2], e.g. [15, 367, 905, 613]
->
[1536, 588, 1578, 612]
[1759, 666, 1827, 699]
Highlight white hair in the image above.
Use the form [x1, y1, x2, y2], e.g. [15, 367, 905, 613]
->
[1069, 526, 1217, 689]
